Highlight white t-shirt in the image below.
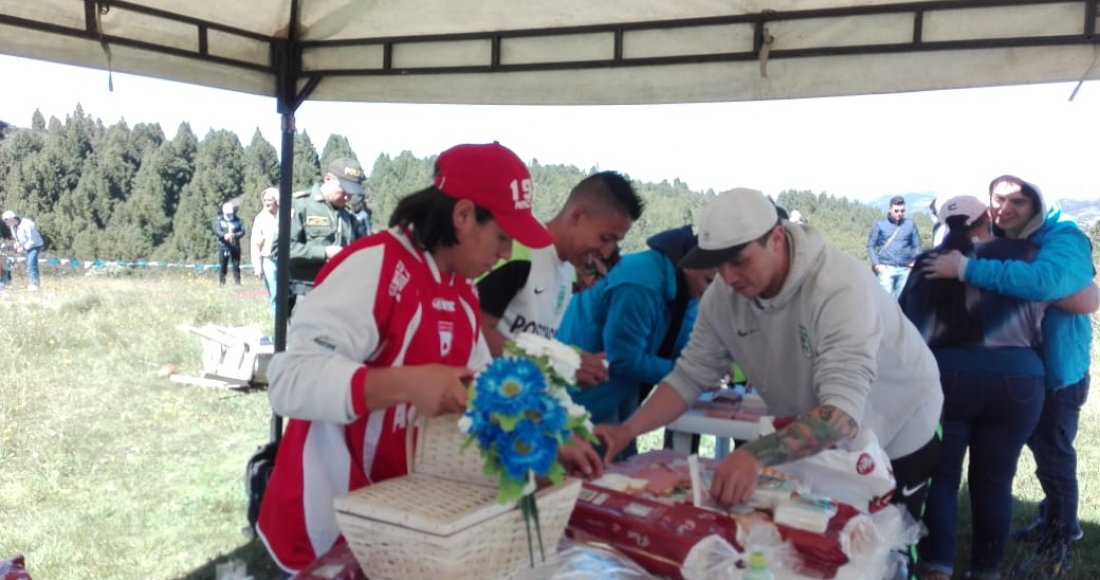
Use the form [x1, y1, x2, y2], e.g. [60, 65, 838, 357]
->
[478, 243, 575, 340]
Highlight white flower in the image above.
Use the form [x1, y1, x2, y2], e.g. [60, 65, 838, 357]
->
[457, 414, 472, 434]
[513, 333, 581, 383]
[551, 384, 589, 419]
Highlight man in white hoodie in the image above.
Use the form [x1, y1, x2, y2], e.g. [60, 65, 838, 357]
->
[597, 188, 943, 527]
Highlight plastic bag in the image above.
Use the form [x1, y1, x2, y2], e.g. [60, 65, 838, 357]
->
[759, 418, 895, 513]
[833, 505, 924, 580]
[513, 537, 653, 579]
[682, 524, 800, 580]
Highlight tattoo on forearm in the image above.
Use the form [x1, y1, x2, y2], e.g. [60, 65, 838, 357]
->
[742, 405, 858, 467]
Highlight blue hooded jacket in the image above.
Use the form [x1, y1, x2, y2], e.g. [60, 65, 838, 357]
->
[557, 226, 699, 424]
[964, 195, 1094, 389]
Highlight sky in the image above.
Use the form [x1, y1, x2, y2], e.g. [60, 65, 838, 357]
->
[2, 53, 1098, 203]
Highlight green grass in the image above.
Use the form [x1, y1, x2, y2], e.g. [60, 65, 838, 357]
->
[1, 270, 1098, 578]
[0, 272, 279, 579]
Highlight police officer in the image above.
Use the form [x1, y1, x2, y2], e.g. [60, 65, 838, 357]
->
[287, 157, 365, 310]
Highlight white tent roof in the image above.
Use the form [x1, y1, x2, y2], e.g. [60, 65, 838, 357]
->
[2, 0, 1096, 343]
[2, 0, 1098, 105]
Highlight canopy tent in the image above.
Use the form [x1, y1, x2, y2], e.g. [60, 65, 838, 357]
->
[2, 0, 1098, 352]
[2, 0, 1098, 105]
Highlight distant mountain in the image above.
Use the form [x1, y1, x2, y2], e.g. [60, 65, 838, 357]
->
[1057, 198, 1100, 227]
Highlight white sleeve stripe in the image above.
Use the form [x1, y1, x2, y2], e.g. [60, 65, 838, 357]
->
[267, 244, 386, 424]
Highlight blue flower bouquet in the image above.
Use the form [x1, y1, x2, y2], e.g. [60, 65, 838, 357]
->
[460, 333, 596, 565]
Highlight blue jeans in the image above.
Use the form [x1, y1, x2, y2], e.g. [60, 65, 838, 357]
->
[920, 370, 1043, 576]
[1027, 374, 1090, 543]
[261, 257, 278, 314]
[876, 264, 910, 299]
[26, 246, 41, 287]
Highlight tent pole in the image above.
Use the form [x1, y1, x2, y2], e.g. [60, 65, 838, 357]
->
[269, 0, 302, 443]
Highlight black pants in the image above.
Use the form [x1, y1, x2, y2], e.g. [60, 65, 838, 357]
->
[889, 431, 942, 579]
[219, 247, 241, 285]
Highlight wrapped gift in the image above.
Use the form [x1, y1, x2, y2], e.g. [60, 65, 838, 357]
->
[568, 484, 742, 580]
[334, 414, 581, 580]
[575, 450, 865, 579]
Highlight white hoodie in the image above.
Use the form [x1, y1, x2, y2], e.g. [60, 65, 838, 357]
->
[666, 223, 942, 459]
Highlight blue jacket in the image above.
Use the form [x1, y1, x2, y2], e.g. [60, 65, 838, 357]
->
[557, 227, 698, 424]
[866, 216, 921, 267]
[965, 202, 1094, 389]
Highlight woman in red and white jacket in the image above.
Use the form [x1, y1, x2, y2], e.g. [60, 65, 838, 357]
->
[257, 142, 605, 574]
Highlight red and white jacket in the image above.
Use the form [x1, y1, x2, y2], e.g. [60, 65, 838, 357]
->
[257, 227, 490, 573]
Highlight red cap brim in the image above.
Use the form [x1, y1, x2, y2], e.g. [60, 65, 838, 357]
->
[495, 212, 554, 249]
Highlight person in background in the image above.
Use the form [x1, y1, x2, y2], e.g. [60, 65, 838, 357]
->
[597, 188, 942, 576]
[2, 210, 44, 291]
[900, 195, 1096, 580]
[928, 195, 948, 248]
[287, 157, 364, 312]
[0, 230, 13, 289]
[214, 202, 246, 286]
[866, 195, 922, 298]
[477, 171, 645, 387]
[557, 225, 716, 457]
[348, 192, 373, 239]
[251, 187, 280, 311]
[922, 175, 1096, 577]
[257, 142, 600, 575]
[574, 245, 620, 292]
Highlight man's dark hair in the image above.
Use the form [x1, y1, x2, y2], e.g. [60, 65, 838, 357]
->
[889, 195, 906, 206]
[567, 171, 645, 220]
[988, 174, 1040, 210]
[389, 186, 492, 251]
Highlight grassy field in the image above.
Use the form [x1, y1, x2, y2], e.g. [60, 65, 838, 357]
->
[0, 270, 1098, 579]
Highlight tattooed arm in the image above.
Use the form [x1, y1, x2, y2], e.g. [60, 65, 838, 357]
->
[708, 405, 858, 506]
[743, 405, 858, 465]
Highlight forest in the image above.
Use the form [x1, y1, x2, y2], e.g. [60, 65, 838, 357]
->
[1, 105, 936, 265]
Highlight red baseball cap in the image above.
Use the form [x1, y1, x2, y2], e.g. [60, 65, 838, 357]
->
[434, 142, 554, 249]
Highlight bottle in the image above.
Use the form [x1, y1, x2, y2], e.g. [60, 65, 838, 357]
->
[743, 550, 775, 580]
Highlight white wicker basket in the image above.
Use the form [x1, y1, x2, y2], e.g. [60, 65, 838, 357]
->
[334, 413, 582, 580]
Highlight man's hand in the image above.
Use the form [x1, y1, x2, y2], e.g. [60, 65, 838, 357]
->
[709, 448, 762, 506]
[576, 351, 609, 387]
[921, 250, 963, 280]
[557, 436, 604, 479]
[403, 364, 472, 417]
[871, 264, 883, 274]
[593, 423, 636, 464]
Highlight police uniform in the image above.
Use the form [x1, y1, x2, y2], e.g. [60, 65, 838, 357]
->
[288, 183, 358, 292]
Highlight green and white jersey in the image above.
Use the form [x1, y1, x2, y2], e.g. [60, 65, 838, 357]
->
[478, 242, 574, 340]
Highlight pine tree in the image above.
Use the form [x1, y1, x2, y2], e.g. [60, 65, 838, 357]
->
[165, 129, 245, 262]
[241, 129, 279, 220]
[292, 130, 320, 191]
[319, 134, 357, 170]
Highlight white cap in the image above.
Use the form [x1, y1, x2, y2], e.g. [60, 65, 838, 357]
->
[940, 195, 988, 227]
[222, 202, 235, 215]
[680, 188, 778, 269]
[1, 210, 15, 221]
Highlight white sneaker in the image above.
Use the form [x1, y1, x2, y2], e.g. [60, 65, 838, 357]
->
[27, 284, 39, 291]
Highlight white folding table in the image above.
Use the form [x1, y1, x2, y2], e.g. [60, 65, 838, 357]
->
[665, 389, 765, 458]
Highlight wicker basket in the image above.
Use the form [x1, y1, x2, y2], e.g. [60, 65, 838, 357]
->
[334, 413, 582, 580]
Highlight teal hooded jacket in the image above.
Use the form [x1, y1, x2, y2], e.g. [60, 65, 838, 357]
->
[557, 226, 699, 423]
[964, 195, 1094, 389]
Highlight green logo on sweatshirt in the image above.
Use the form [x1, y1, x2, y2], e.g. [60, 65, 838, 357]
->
[799, 324, 813, 358]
